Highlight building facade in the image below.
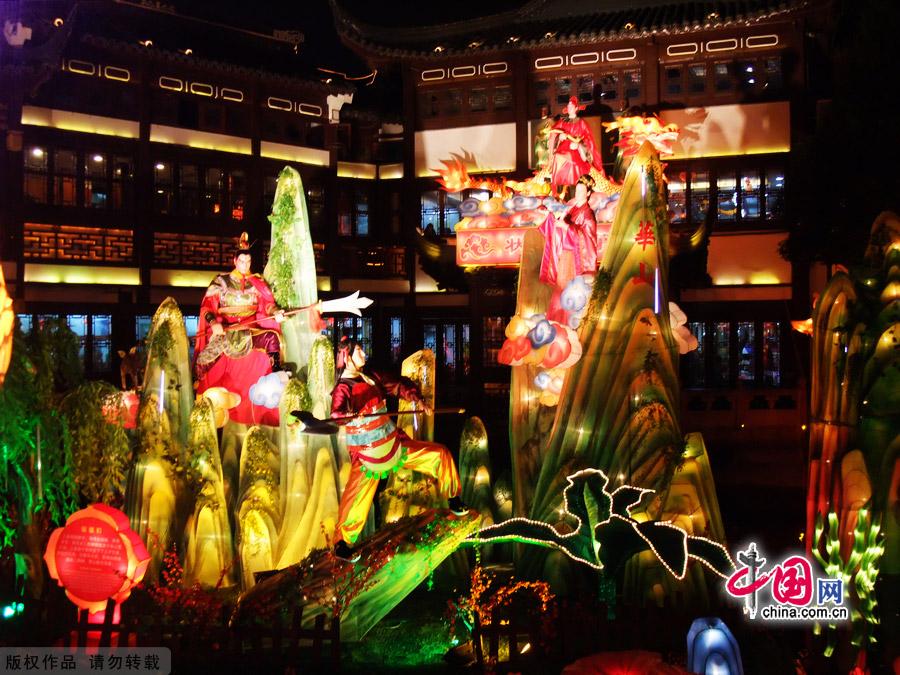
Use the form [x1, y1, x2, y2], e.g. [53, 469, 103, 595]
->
[334, 0, 825, 465]
[1, 0, 415, 387]
[1, 0, 828, 469]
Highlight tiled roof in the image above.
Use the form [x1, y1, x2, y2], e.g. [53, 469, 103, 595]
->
[334, 0, 809, 58]
[18, 1, 353, 93]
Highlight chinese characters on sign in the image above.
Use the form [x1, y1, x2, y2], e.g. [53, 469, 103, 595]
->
[725, 542, 849, 622]
[457, 226, 537, 267]
[1, 648, 170, 674]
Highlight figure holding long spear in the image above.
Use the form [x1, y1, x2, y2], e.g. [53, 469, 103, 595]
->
[193, 232, 373, 426]
[326, 337, 468, 561]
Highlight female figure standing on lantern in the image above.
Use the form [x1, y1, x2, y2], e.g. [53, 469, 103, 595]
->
[330, 337, 466, 561]
[546, 96, 605, 197]
[539, 174, 599, 288]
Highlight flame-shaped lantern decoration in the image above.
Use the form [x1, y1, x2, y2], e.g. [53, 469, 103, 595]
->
[0, 267, 13, 387]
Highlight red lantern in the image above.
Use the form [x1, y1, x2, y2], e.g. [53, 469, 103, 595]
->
[44, 504, 150, 614]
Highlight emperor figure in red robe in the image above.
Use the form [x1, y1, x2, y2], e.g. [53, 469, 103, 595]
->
[329, 337, 466, 560]
[547, 96, 605, 195]
[194, 232, 285, 425]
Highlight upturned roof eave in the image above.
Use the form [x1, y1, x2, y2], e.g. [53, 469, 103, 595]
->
[77, 33, 356, 96]
[335, 0, 808, 61]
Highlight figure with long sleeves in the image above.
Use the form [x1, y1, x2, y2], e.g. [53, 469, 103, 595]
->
[330, 337, 466, 560]
[194, 232, 285, 424]
[539, 175, 599, 287]
[546, 96, 605, 197]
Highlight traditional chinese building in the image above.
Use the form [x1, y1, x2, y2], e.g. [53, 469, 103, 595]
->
[333, 0, 831, 501]
[1, 0, 833, 500]
[0, 0, 413, 382]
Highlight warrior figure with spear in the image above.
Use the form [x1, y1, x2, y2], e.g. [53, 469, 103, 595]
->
[326, 336, 468, 561]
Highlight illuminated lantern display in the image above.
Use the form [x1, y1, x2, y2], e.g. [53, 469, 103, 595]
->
[44, 504, 150, 614]
[686, 617, 744, 675]
[0, 266, 13, 388]
[199, 386, 242, 428]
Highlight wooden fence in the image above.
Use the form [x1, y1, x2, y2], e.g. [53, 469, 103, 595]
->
[69, 599, 340, 672]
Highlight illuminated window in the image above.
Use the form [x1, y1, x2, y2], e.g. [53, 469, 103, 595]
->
[338, 185, 370, 237]
[184, 315, 198, 361]
[204, 168, 224, 218]
[667, 172, 686, 223]
[154, 162, 173, 214]
[338, 190, 352, 236]
[111, 156, 134, 210]
[66, 314, 89, 361]
[424, 320, 471, 399]
[306, 182, 326, 232]
[665, 66, 683, 96]
[740, 172, 761, 219]
[421, 188, 486, 236]
[335, 317, 372, 356]
[713, 62, 732, 92]
[17, 314, 33, 333]
[763, 322, 781, 386]
[421, 191, 441, 236]
[738, 60, 757, 91]
[179, 164, 199, 217]
[712, 321, 730, 386]
[355, 189, 369, 236]
[389, 317, 404, 365]
[24, 146, 48, 204]
[92, 315, 112, 371]
[764, 57, 783, 90]
[229, 170, 246, 221]
[483, 316, 508, 365]
[624, 69, 642, 100]
[716, 173, 737, 221]
[690, 171, 710, 224]
[599, 73, 618, 101]
[576, 75, 594, 104]
[443, 324, 457, 376]
[493, 85, 512, 111]
[688, 64, 706, 94]
[447, 89, 462, 115]
[418, 90, 439, 119]
[554, 76, 572, 105]
[737, 322, 755, 382]
[423, 323, 437, 353]
[765, 170, 784, 220]
[135, 315, 152, 341]
[53, 149, 77, 207]
[469, 88, 488, 113]
[534, 80, 551, 116]
[84, 152, 108, 208]
[684, 322, 706, 387]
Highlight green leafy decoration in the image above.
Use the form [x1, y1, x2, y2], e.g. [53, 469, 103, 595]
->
[0, 327, 77, 551]
[60, 382, 132, 505]
[470, 469, 734, 583]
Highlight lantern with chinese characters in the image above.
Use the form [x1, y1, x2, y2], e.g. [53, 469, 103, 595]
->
[0, 267, 13, 387]
[44, 504, 150, 614]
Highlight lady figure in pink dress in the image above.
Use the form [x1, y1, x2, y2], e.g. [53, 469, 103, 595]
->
[547, 97, 604, 197]
[539, 175, 599, 322]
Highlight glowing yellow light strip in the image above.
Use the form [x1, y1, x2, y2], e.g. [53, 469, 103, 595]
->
[149, 124, 251, 154]
[24, 263, 140, 285]
[259, 140, 329, 166]
[21, 106, 139, 138]
[378, 163, 403, 179]
[150, 269, 215, 288]
[668, 146, 791, 161]
[337, 161, 377, 179]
